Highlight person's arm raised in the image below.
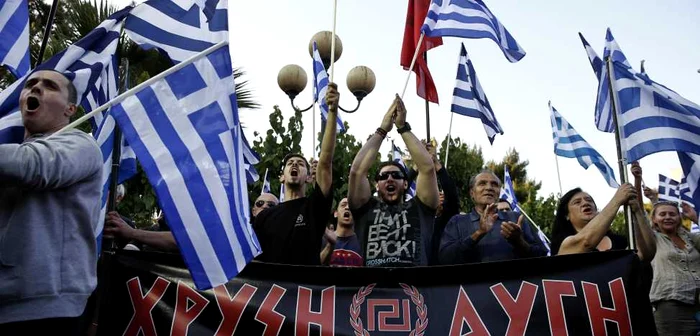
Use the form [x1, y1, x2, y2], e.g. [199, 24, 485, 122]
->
[348, 97, 397, 209]
[317, 83, 339, 197]
[558, 184, 635, 255]
[394, 97, 439, 209]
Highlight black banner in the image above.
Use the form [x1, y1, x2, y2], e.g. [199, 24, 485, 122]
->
[97, 250, 655, 336]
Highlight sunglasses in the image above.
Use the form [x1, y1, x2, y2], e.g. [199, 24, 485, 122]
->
[376, 171, 405, 181]
[255, 200, 277, 208]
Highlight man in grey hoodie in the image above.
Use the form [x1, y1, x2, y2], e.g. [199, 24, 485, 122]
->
[0, 70, 103, 333]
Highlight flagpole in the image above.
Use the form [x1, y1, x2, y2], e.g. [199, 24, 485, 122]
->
[312, 94, 317, 160]
[444, 112, 454, 169]
[49, 41, 229, 138]
[35, 0, 61, 67]
[329, 0, 338, 82]
[401, 33, 425, 99]
[554, 154, 563, 196]
[424, 51, 431, 140]
[606, 56, 635, 251]
[515, 205, 551, 243]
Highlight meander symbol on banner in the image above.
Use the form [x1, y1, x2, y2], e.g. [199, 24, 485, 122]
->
[349, 283, 428, 336]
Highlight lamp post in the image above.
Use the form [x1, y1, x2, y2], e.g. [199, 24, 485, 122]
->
[277, 31, 376, 113]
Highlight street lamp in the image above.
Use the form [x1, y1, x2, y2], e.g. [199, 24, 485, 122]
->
[277, 31, 376, 113]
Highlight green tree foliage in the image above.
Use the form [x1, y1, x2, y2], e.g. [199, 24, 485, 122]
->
[486, 148, 542, 204]
[437, 135, 484, 212]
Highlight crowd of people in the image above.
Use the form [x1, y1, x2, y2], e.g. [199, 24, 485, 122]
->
[1, 71, 700, 335]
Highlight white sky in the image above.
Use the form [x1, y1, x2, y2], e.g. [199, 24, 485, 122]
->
[114, 0, 700, 206]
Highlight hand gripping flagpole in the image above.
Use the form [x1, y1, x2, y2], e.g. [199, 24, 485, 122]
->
[605, 57, 635, 251]
[49, 41, 230, 138]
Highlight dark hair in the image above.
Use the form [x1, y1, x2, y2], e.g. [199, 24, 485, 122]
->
[551, 187, 595, 255]
[375, 161, 408, 181]
[35, 69, 78, 104]
[468, 169, 501, 192]
[282, 153, 310, 171]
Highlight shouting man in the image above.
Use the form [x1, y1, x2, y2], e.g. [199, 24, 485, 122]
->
[0, 70, 102, 332]
[253, 84, 339, 265]
[348, 95, 439, 267]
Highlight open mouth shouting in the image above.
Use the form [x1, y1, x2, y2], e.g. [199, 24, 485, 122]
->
[386, 184, 397, 194]
[290, 167, 299, 178]
[581, 204, 594, 216]
[25, 96, 40, 113]
[342, 211, 351, 219]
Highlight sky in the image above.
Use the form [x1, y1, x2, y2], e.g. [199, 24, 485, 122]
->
[114, 0, 700, 207]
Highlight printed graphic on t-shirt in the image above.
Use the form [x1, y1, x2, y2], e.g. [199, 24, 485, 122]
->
[329, 249, 363, 267]
[365, 208, 416, 267]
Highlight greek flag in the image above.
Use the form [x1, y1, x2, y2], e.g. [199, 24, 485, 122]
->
[421, 0, 525, 62]
[124, 0, 228, 64]
[609, 60, 700, 162]
[0, 0, 29, 78]
[499, 166, 519, 213]
[87, 59, 137, 250]
[578, 33, 603, 79]
[0, 8, 131, 144]
[241, 130, 259, 183]
[550, 103, 619, 188]
[279, 183, 286, 203]
[679, 153, 700, 210]
[261, 168, 271, 194]
[451, 43, 503, 144]
[592, 29, 632, 133]
[406, 180, 417, 200]
[657, 174, 681, 203]
[312, 42, 344, 132]
[679, 177, 695, 207]
[110, 42, 260, 290]
[391, 141, 406, 166]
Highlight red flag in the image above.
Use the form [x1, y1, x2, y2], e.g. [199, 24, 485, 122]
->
[400, 0, 442, 104]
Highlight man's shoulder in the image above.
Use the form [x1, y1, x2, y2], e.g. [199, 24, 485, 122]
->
[57, 130, 101, 155]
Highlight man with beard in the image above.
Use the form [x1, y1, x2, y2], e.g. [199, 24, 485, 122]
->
[439, 170, 548, 264]
[252, 84, 339, 265]
[348, 95, 439, 267]
[321, 198, 363, 266]
[0, 70, 102, 332]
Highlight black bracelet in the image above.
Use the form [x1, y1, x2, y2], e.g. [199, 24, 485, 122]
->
[397, 122, 412, 134]
[375, 127, 387, 138]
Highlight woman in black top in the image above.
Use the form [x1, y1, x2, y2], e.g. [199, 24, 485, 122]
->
[551, 184, 655, 262]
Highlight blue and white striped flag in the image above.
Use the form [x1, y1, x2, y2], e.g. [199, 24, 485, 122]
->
[578, 33, 603, 79]
[657, 174, 681, 203]
[591, 29, 632, 133]
[406, 180, 417, 201]
[261, 168, 271, 194]
[451, 43, 503, 144]
[312, 42, 344, 132]
[609, 61, 700, 162]
[0, 7, 131, 144]
[679, 177, 695, 207]
[550, 103, 620, 188]
[391, 140, 406, 166]
[241, 129, 259, 183]
[499, 166, 519, 213]
[0, 0, 30, 78]
[87, 59, 137, 250]
[421, 0, 525, 62]
[679, 153, 700, 211]
[124, 0, 228, 64]
[110, 42, 260, 290]
[279, 183, 286, 203]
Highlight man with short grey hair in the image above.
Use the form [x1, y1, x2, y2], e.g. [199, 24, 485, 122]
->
[439, 170, 547, 264]
[0, 70, 102, 333]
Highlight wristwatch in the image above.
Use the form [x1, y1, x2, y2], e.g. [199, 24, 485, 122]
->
[397, 122, 412, 134]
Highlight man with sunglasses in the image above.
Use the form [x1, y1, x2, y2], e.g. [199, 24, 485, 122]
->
[251, 193, 279, 223]
[439, 170, 548, 264]
[252, 84, 339, 265]
[348, 95, 440, 267]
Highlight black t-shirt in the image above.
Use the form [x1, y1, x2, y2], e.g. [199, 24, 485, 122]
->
[253, 182, 333, 265]
[351, 197, 436, 267]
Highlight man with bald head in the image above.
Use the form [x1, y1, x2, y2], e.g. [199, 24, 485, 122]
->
[0, 70, 102, 332]
[251, 193, 279, 220]
[439, 170, 547, 265]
